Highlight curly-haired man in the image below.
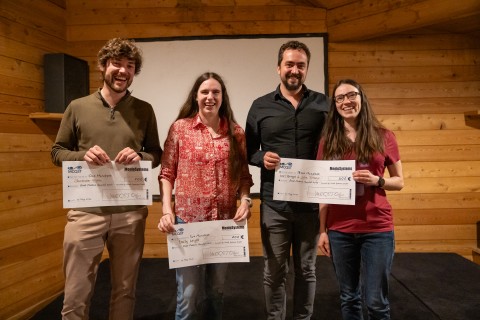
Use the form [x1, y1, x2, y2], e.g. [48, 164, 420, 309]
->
[52, 38, 162, 320]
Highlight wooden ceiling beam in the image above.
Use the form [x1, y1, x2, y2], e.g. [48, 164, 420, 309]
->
[303, 0, 356, 9]
[328, 0, 480, 42]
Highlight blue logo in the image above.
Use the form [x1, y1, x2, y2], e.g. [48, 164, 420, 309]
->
[173, 227, 184, 236]
[67, 165, 83, 173]
[279, 162, 292, 169]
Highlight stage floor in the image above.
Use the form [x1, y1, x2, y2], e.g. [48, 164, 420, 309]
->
[33, 253, 480, 320]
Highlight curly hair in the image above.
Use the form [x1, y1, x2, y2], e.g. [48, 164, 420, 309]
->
[97, 38, 143, 75]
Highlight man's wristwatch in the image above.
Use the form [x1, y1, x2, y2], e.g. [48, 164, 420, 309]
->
[377, 176, 385, 188]
[242, 197, 253, 208]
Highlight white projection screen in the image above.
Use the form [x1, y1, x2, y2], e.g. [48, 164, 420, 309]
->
[129, 34, 327, 195]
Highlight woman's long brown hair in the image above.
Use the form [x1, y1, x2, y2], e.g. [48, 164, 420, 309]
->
[176, 72, 243, 183]
[322, 79, 386, 163]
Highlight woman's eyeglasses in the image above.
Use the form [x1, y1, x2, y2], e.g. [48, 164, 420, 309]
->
[334, 91, 360, 104]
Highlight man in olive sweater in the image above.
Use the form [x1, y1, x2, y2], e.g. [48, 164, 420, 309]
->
[51, 38, 162, 320]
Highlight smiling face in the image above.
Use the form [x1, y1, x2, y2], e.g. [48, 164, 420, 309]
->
[196, 78, 223, 119]
[101, 57, 135, 94]
[277, 49, 308, 92]
[334, 83, 362, 121]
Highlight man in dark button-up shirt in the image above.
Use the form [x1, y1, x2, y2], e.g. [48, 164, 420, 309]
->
[245, 40, 329, 320]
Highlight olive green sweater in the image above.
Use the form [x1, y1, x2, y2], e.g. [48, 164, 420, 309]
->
[51, 90, 162, 213]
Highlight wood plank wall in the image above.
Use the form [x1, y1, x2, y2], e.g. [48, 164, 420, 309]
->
[0, 0, 68, 318]
[0, 0, 479, 319]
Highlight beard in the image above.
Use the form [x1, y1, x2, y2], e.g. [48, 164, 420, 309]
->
[282, 73, 303, 91]
[103, 72, 132, 93]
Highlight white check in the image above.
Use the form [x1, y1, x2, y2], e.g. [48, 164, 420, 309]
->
[167, 219, 250, 269]
[62, 160, 153, 208]
[273, 158, 356, 205]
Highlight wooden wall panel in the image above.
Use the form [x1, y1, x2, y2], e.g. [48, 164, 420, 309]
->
[358, 82, 480, 99]
[67, 20, 327, 41]
[65, 3, 327, 41]
[0, 216, 66, 251]
[400, 161, 480, 177]
[330, 65, 480, 84]
[0, 1, 66, 318]
[67, 6, 326, 25]
[367, 97, 479, 114]
[0, 17, 65, 52]
[0, 132, 56, 152]
[329, 49, 480, 67]
[395, 240, 477, 257]
[0, 94, 44, 115]
[0, 114, 60, 135]
[0, 152, 57, 172]
[0, 200, 66, 231]
[0, 185, 62, 212]
[0, 168, 62, 192]
[394, 208, 479, 225]
[0, 232, 64, 269]
[328, 33, 480, 51]
[378, 114, 480, 131]
[0, 249, 63, 290]
[328, 0, 424, 27]
[0, 75, 43, 100]
[0, 56, 43, 83]
[327, 0, 480, 41]
[388, 192, 480, 210]
[400, 145, 480, 162]
[66, 0, 305, 9]
[0, 0, 65, 39]
[394, 130, 480, 146]
[0, 37, 50, 66]
[0, 268, 64, 319]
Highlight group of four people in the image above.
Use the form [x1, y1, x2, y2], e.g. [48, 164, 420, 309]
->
[51, 37, 404, 320]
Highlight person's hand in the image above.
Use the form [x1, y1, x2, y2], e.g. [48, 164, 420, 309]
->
[352, 170, 378, 186]
[84, 145, 110, 165]
[318, 232, 331, 257]
[233, 200, 251, 222]
[158, 213, 176, 233]
[263, 151, 280, 170]
[115, 147, 141, 165]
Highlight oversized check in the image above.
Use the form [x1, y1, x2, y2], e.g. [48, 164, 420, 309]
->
[167, 219, 249, 269]
[62, 160, 153, 208]
[273, 158, 356, 205]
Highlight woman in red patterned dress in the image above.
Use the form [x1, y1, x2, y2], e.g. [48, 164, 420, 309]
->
[158, 72, 253, 320]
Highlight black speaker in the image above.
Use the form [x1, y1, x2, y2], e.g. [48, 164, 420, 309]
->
[477, 221, 480, 248]
[44, 53, 89, 113]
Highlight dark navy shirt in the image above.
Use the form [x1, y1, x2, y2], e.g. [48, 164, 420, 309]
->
[246, 85, 329, 213]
